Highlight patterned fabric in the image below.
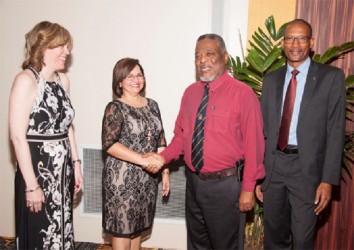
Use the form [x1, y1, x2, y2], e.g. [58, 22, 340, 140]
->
[15, 68, 75, 249]
[101, 99, 166, 237]
[191, 83, 209, 173]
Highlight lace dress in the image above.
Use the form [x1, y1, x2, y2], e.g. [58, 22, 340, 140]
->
[15, 68, 76, 249]
[101, 99, 166, 237]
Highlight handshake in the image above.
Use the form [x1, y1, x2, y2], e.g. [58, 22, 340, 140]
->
[141, 152, 165, 174]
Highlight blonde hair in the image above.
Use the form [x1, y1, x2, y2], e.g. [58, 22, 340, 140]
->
[22, 21, 73, 71]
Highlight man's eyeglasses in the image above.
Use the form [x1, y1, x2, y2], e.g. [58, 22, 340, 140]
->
[283, 36, 310, 44]
[125, 74, 144, 81]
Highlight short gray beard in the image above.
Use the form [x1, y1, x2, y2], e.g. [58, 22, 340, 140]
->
[200, 71, 224, 82]
[200, 76, 216, 82]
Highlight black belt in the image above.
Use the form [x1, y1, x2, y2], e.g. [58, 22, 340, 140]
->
[277, 145, 299, 154]
[197, 159, 244, 181]
[26, 133, 69, 142]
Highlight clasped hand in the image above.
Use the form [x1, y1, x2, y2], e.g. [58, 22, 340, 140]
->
[141, 152, 165, 174]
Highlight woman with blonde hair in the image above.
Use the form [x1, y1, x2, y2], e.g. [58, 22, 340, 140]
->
[9, 21, 83, 249]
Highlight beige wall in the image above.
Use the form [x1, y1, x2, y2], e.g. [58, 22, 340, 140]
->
[0, 0, 249, 249]
[247, 0, 296, 44]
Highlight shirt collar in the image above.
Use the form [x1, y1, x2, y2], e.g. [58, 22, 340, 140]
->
[287, 57, 311, 75]
[199, 71, 229, 91]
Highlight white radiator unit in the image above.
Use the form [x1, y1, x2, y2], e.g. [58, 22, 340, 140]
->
[79, 145, 186, 221]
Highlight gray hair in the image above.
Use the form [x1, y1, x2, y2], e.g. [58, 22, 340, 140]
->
[197, 33, 227, 53]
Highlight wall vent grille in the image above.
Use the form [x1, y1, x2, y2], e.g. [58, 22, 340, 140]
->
[80, 145, 186, 220]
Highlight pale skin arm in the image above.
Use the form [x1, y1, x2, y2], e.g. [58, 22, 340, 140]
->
[9, 70, 45, 213]
[158, 147, 170, 196]
[68, 126, 83, 194]
[60, 73, 83, 194]
[106, 143, 164, 170]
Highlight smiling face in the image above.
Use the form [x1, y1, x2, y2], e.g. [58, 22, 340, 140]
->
[43, 44, 70, 71]
[282, 22, 314, 68]
[195, 38, 228, 82]
[121, 65, 145, 96]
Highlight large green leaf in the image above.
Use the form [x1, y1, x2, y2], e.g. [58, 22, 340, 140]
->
[267, 57, 287, 74]
[246, 50, 266, 73]
[257, 28, 273, 47]
[265, 15, 276, 39]
[318, 46, 342, 64]
[275, 22, 288, 40]
[253, 32, 272, 53]
[314, 41, 354, 64]
[262, 47, 282, 71]
[249, 41, 267, 58]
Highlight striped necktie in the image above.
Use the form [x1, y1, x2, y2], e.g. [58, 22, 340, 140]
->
[191, 83, 209, 173]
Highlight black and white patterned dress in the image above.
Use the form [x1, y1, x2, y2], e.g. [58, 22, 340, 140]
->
[15, 68, 76, 249]
[101, 99, 166, 237]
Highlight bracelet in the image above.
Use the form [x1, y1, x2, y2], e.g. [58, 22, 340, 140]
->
[72, 159, 82, 165]
[25, 185, 40, 193]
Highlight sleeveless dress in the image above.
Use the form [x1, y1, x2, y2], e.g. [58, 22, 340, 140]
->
[15, 68, 76, 249]
[101, 99, 166, 237]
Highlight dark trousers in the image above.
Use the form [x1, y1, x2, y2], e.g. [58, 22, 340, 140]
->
[263, 151, 317, 250]
[185, 168, 246, 250]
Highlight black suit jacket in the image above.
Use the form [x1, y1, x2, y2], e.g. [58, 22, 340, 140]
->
[261, 61, 346, 198]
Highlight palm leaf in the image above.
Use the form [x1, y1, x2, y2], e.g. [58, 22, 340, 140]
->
[262, 47, 282, 71]
[314, 41, 354, 64]
[275, 22, 288, 40]
[267, 57, 287, 74]
[246, 50, 266, 73]
[253, 32, 272, 53]
[265, 15, 276, 39]
[249, 41, 267, 58]
[257, 28, 274, 47]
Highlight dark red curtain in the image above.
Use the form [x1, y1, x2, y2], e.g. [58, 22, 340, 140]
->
[296, 0, 353, 249]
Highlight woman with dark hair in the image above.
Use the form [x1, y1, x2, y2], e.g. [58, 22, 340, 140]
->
[101, 58, 169, 249]
[9, 21, 83, 249]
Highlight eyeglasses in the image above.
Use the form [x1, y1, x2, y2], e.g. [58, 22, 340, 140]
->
[125, 74, 144, 81]
[283, 36, 310, 44]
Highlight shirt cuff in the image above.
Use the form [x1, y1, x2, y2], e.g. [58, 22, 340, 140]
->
[160, 150, 174, 165]
[241, 180, 256, 192]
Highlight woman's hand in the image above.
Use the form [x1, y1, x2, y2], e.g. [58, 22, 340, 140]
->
[161, 169, 170, 196]
[74, 163, 83, 194]
[26, 186, 45, 213]
[141, 153, 165, 173]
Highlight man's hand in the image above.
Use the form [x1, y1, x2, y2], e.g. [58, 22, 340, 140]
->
[314, 182, 332, 215]
[255, 185, 263, 203]
[239, 191, 255, 212]
[141, 152, 165, 174]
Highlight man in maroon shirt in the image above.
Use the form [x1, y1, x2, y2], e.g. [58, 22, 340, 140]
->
[147, 34, 265, 249]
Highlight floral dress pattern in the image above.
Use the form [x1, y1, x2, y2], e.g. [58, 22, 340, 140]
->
[101, 99, 166, 237]
[15, 68, 75, 250]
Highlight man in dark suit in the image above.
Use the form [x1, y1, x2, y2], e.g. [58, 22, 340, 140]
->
[256, 19, 346, 249]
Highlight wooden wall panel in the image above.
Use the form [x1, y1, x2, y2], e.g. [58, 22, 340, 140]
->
[247, 0, 296, 47]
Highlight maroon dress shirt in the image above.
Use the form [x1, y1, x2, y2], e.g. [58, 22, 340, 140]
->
[161, 71, 265, 191]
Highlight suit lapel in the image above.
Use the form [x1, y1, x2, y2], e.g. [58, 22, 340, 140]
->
[276, 67, 287, 123]
[298, 61, 319, 122]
